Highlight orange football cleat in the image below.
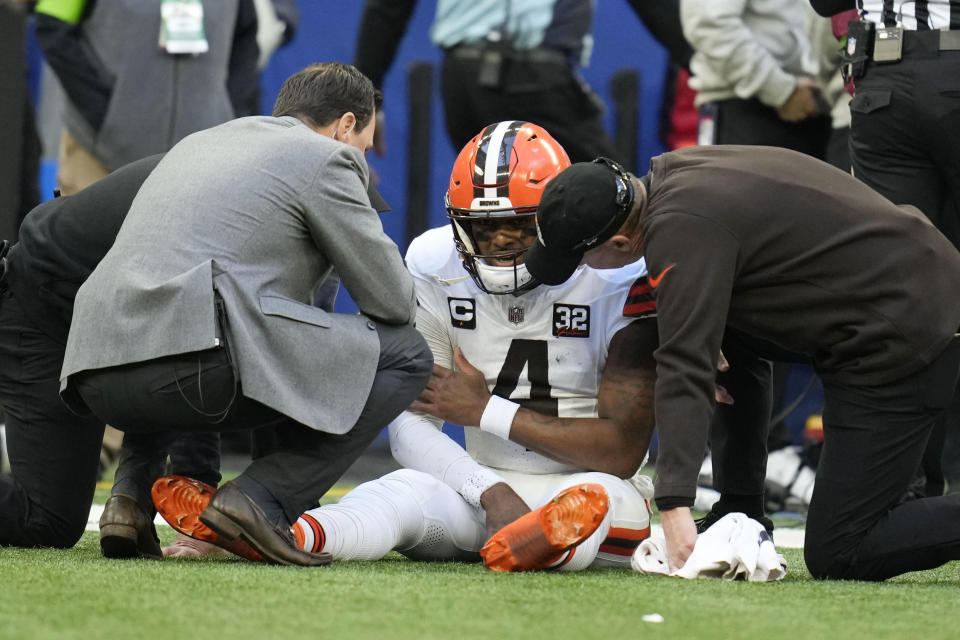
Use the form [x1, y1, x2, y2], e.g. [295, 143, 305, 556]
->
[151, 475, 263, 562]
[480, 483, 609, 572]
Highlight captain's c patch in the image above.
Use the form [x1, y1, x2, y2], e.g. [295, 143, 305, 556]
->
[448, 297, 476, 329]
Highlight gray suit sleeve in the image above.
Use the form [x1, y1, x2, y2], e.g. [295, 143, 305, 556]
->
[302, 146, 417, 325]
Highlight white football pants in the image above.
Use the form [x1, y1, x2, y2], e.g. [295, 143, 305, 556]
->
[294, 468, 651, 570]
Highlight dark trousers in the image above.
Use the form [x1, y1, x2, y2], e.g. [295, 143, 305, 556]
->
[440, 52, 618, 164]
[0, 291, 103, 547]
[111, 431, 222, 517]
[710, 330, 774, 500]
[710, 329, 813, 515]
[710, 97, 832, 157]
[804, 338, 960, 580]
[74, 322, 432, 525]
[0, 289, 225, 547]
[704, 100, 830, 507]
[850, 42, 960, 248]
[850, 37, 960, 495]
[943, 393, 960, 491]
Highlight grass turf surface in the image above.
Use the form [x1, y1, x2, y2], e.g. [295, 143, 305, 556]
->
[3, 520, 960, 640]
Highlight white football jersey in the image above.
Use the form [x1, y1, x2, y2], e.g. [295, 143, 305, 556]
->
[405, 226, 649, 474]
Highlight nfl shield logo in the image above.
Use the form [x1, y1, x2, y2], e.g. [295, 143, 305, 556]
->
[508, 305, 524, 325]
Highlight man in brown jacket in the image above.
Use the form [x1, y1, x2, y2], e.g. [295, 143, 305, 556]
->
[526, 146, 960, 581]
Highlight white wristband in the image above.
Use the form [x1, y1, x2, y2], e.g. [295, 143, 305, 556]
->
[479, 395, 520, 440]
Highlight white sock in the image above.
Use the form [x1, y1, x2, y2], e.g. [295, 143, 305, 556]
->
[293, 474, 426, 561]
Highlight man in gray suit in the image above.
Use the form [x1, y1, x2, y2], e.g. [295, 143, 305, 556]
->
[59, 63, 433, 567]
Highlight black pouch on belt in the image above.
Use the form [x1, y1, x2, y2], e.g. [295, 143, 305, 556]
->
[840, 19, 875, 82]
[478, 35, 512, 89]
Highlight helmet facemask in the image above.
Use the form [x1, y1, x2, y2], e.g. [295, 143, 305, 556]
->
[447, 199, 539, 295]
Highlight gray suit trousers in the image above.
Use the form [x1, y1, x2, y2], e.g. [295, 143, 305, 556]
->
[73, 322, 432, 524]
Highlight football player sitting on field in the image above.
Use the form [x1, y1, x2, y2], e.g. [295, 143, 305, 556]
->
[154, 121, 660, 571]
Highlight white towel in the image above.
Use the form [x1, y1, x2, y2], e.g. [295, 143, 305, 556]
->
[631, 513, 787, 581]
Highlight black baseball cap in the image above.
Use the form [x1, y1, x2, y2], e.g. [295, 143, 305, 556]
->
[525, 158, 634, 285]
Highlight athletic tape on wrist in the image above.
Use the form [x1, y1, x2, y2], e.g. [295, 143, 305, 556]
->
[479, 395, 519, 440]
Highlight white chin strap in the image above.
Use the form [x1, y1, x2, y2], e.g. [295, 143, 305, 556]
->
[475, 261, 534, 294]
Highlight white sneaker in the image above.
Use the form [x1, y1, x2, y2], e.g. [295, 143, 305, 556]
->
[694, 486, 720, 512]
[766, 446, 815, 511]
[698, 454, 714, 487]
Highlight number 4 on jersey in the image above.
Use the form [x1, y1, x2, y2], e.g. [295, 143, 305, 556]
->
[491, 339, 558, 417]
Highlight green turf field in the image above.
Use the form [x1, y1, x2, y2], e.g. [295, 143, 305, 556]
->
[3, 493, 959, 640]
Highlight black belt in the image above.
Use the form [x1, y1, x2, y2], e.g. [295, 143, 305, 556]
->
[446, 44, 570, 66]
[892, 29, 960, 57]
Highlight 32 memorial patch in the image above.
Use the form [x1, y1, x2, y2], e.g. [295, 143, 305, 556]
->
[553, 304, 590, 338]
[448, 297, 476, 329]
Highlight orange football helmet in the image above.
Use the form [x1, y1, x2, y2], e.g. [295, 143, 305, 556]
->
[446, 120, 571, 295]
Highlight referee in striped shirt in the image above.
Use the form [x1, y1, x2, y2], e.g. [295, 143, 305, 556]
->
[813, 0, 960, 496]
[812, 1, 960, 241]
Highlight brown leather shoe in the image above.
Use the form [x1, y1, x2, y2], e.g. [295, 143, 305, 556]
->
[199, 482, 331, 567]
[99, 494, 163, 560]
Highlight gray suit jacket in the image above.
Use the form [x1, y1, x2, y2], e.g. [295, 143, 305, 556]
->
[61, 116, 417, 433]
